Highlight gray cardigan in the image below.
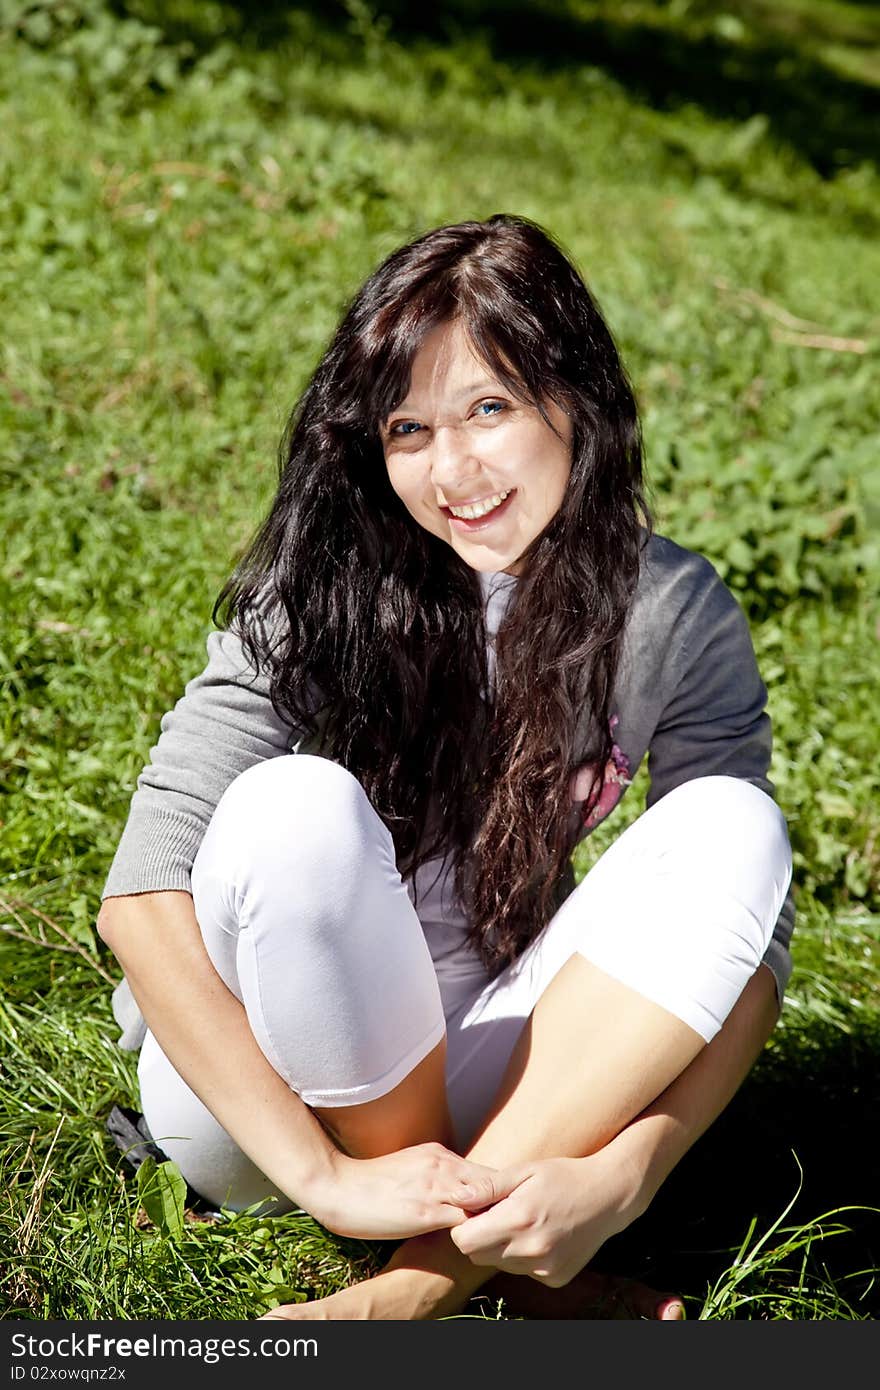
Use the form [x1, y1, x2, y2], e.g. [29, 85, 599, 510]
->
[102, 532, 796, 1048]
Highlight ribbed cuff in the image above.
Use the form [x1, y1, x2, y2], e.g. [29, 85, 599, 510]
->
[101, 805, 206, 899]
[761, 938, 792, 1008]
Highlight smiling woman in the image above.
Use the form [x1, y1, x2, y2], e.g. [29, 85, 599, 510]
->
[97, 214, 794, 1322]
[381, 320, 572, 575]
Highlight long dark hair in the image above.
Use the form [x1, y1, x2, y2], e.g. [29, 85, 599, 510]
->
[216, 214, 650, 973]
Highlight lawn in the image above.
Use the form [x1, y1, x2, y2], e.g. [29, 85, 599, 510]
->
[1, 0, 878, 1319]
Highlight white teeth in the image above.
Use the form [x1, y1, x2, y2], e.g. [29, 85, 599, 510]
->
[448, 490, 510, 520]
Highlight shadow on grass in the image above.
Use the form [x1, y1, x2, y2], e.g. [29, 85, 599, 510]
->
[584, 1015, 880, 1318]
[115, 1, 880, 179]
[364, 2, 880, 178]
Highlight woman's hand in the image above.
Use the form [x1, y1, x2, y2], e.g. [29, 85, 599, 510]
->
[448, 1146, 645, 1287]
[309, 1142, 503, 1241]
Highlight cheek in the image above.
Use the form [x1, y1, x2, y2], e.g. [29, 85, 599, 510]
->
[396, 479, 423, 514]
[518, 433, 571, 508]
[548, 441, 573, 503]
[555, 460, 572, 503]
[386, 464, 438, 525]
[384, 462, 410, 507]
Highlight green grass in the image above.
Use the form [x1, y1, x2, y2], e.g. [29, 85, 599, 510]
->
[1, 0, 878, 1320]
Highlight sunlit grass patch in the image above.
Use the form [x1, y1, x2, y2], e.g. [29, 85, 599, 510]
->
[2, 0, 878, 1321]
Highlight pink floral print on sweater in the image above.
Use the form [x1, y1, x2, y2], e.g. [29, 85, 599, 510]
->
[569, 715, 632, 830]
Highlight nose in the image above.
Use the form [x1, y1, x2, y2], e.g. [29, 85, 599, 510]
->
[429, 424, 481, 497]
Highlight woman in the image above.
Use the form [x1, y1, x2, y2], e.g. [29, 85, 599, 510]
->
[98, 214, 794, 1321]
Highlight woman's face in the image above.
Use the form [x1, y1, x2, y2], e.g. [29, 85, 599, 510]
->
[381, 319, 573, 576]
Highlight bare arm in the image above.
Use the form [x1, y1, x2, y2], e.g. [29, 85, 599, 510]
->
[98, 891, 339, 1203]
[379, 963, 779, 1301]
[100, 625, 503, 1236]
[608, 962, 779, 1212]
[98, 891, 500, 1239]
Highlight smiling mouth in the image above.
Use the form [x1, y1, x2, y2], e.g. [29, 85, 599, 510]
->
[442, 489, 514, 524]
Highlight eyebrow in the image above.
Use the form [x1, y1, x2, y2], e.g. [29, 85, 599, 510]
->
[385, 379, 503, 419]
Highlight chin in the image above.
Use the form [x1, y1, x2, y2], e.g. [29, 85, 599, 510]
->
[468, 556, 506, 571]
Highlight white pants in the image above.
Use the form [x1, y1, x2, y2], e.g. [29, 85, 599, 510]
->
[138, 756, 792, 1211]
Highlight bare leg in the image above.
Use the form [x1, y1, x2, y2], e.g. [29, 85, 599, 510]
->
[257, 776, 787, 1319]
[264, 957, 702, 1319]
[312, 1036, 456, 1157]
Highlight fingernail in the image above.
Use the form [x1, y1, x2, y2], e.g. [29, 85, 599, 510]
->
[665, 1302, 686, 1320]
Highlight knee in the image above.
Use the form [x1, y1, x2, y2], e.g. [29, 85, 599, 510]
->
[661, 776, 790, 867]
[195, 754, 392, 890]
[653, 777, 792, 943]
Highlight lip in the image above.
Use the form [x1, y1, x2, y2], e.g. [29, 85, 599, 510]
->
[442, 490, 509, 509]
[442, 489, 516, 531]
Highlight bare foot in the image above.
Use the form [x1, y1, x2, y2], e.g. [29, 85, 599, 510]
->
[258, 1265, 684, 1322]
[480, 1266, 686, 1320]
[258, 1267, 464, 1321]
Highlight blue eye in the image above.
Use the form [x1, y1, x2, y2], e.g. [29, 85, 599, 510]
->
[393, 421, 422, 436]
[475, 401, 504, 417]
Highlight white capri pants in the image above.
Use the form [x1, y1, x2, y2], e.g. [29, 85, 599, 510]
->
[138, 755, 792, 1211]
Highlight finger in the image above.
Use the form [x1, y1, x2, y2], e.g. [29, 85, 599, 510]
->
[434, 1203, 469, 1229]
[448, 1204, 516, 1256]
[434, 1204, 506, 1239]
[448, 1172, 507, 1211]
[452, 1163, 528, 1211]
[450, 1180, 498, 1211]
[450, 1173, 497, 1206]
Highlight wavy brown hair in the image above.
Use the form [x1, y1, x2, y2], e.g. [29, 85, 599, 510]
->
[215, 214, 650, 973]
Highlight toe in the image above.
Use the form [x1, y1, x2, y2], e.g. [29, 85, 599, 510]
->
[572, 1271, 685, 1320]
[257, 1303, 305, 1321]
[655, 1294, 687, 1320]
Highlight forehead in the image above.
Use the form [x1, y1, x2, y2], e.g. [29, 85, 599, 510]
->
[398, 320, 499, 405]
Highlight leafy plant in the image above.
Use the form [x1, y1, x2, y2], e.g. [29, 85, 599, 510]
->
[136, 1158, 187, 1243]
